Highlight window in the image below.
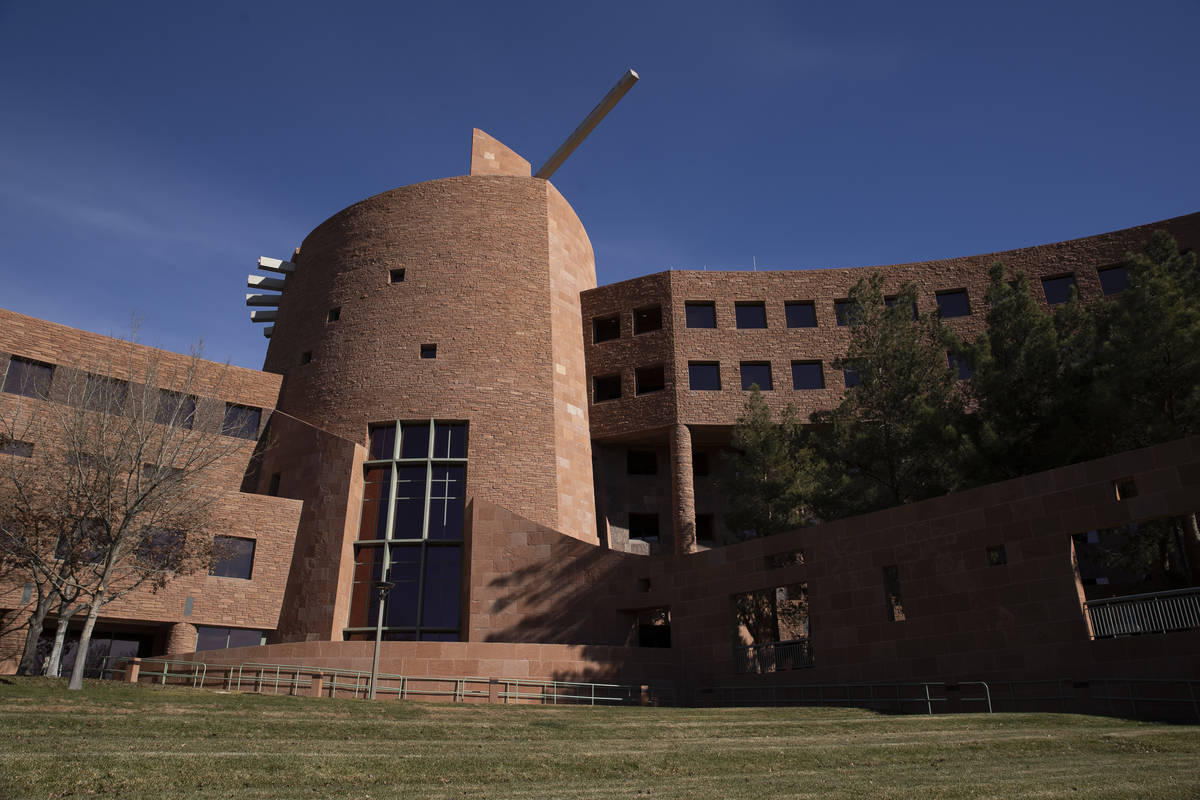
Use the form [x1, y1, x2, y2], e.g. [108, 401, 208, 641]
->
[935, 289, 971, 318]
[210, 536, 255, 579]
[785, 301, 817, 328]
[986, 545, 1007, 566]
[843, 368, 861, 388]
[685, 302, 716, 328]
[834, 299, 855, 326]
[593, 374, 621, 403]
[688, 362, 721, 390]
[420, 344, 436, 359]
[2, 356, 54, 398]
[389, 268, 406, 284]
[633, 306, 662, 335]
[222, 404, 261, 439]
[1042, 274, 1077, 305]
[156, 390, 195, 429]
[628, 513, 659, 541]
[267, 472, 281, 497]
[593, 314, 620, 343]
[327, 307, 341, 322]
[734, 302, 767, 329]
[695, 514, 714, 544]
[82, 374, 128, 414]
[300, 351, 313, 365]
[885, 295, 918, 320]
[948, 353, 973, 380]
[1098, 265, 1128, 295]
[627, 450, 657, 475]
[634, 607, 671, 648]
[883, 565, 905, 621]
[635, 365, 665, 395]
[791, 361, 824, 390]
[137, 529, 184, 571]
[693, 451, 710, 477]
[740, 361, 773, 391]
[1113, 478, 1138, 500]
[347, 420, 467, 641]
[766, 549, 805, 569]
[0, 437, 33, 458]
[195, 626, 265, 651]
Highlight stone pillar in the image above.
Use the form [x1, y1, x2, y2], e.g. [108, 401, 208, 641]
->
[670, 423, 696, 555]
[165, 622, 198, 655]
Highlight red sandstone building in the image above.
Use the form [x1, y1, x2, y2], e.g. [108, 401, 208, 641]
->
[2, 130, 1198, 715]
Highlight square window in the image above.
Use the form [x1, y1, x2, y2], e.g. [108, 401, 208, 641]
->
[389, 268, 406, 284]
[734, 302, 767, 329]
[593, 374, 621, 403]
[420, 344, 436, 359]
[740, 361, 773, 391]
[688, 362, 721, 391]
[222, 404, 262, 439]
[1098, 265, 1127, 295]
[785, 301, 817, 328]
[986, 545, 1007, 566]
[327, 307, 341, 322]
[2, 357, 54, 398]
[1114, 478, 1138, 500]
[685, 302, 717, 328]
[791, 361, 824, 390]
[627, 450, 657, 475]
[885, 295, 918, 320]
[844, 368, 861, 388]
[1042, 274, 1077, 305]
[300, 351, 313, 365]
[935, 289, 971, 318]
[156, 390, 196, 429]
[82, 374, 128, 414]
[948, 353, 973, 380]
[210, 536, 255, 579]
[635, 365, 666, 395]
[834, 299, 855, 326]
[633, 306, 662, 335]
[628, 513, 660, 541]
[593, 314, 620, 343]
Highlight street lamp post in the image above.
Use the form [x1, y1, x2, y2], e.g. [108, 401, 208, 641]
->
[368, 570, 394, 700]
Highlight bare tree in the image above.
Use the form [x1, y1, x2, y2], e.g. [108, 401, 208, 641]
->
[0, 340, 250, 689]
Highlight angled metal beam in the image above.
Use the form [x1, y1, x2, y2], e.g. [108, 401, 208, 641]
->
[248, 274, 286, 291]
[534, 68, 639, 180]
[258, 256, 296, 274]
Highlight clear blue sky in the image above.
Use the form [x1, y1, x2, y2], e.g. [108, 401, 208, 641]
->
[2, 1, 1197, 369]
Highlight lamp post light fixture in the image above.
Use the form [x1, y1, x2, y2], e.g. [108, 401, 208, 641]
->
[367, 570, 394, 700]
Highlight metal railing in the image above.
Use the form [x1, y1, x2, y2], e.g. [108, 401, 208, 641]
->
[735, 638, 814, 674]
[710, 680, 992, 714]
[1086, 587, 1200, 638]
[498, 678, 660, 705]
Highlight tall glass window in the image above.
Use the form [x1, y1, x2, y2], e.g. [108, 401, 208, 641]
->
[346, 420, 467, 641]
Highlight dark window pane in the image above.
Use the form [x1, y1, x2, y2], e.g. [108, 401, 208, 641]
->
[1, 438, 33, 457]
[2, 357, 54, 398]
[382, 631, 418, 641]
[83, 375, 128, 414]
[421, 546, 462, 629]
[419, 631, 460, 642]
[791, 361, 824, 390]
[137, 529, 183, 571]
[433, 423, 468, 459]
[593, 374, 621, 403]
[885, 295, 918, 320]
[222, 404, 261, 439]
[688, 362, 721, 390]
[695, 514, 714, 543]
[628, 513, 659, 541]
[195, 626, 229, 651]
[427, 465, 465, 541]
[735, 302, 767, 329]
[400, 423, 430, 459]
[1042, 275, 1077, 305]
[635, 365, 665, 395]
[210, 536, 255, 579]
[156, 390, 195, 428]
[948, 353, 974, 380]
[627, 450, 657, 475]
[844, 368, 861, 388]
[420, 344, 437, 359]
[633, 306, 662, 334]
[389, 268, 406, 284]
[785, 302, 817, 328]
[359, 467, 392, 540]
[935, 290, 971, 318]
[740, 362, 773, 390]
[834, 300, 856, 327]
[383, 546, 421, 628]
[369, 424, 396, 460]
[1098, 265, 1128, 295]
[593, 315, 620, 342]
[227, 629, 264, 648]
[392, 466, 428, 539]
[693, 451, 710, 477]
[685, 302, 716, 328]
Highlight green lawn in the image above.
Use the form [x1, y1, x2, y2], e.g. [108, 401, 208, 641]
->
[0, 677, 1197, 799]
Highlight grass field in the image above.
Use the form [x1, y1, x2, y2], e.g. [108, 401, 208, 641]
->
[1, 677, 1198, 799]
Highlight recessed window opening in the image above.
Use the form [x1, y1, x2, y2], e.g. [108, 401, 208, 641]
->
[0, 437, 33, 458]
[948, 353, 973, 380]
[740, 361, 773, 391]
[389, 268, 406, 284]
[593, 314, 620, 343]
[593, 374, 621, 403]
[883, 565, 905, 621]
[734, 302, 767, 329]
[633, 306, 663, 335]
[2, 356, 54, 398]
[300, 351, 313, 365]
[732, 584, 810, 673]
[626, 450, 657, 475]
[195, 626, 266, 651]
[1113, 478, 1138, 500]
[785, 301, 817, 328]
[885, 295, 918, 320]
[156, 390, 196, 429]
[636, 577, 652, 592]
[210, 536, 256, 580]
[634, 607, 671, 648]
[420, 344, 436, 359]
[935, 289, 971, 318]
[695, 514, 714, 544]
[834, 299, 855, 327]
[635, 365, 666, 395]
[688, 362, 721, 391]
[843, 368, 861, 388]
[685, 302, 717, 328]
[222, 404, 262, 439]
[628, 513, 660, 541]
[693, 451, 710, 477]
[1097, 265, 1128, 295]
[986, 545, 1007, 566]
[267, 472, 281, 497]
[791, 361, 824, 390]
[1042, 274, 1077, 305]
[327, 307, 341, 322]
[82, 374, 129, 414]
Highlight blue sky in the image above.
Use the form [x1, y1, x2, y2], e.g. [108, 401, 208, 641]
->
[2, 1, 1197, 369]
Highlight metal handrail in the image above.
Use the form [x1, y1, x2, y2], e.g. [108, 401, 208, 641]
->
[711, 680, 992, 714]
